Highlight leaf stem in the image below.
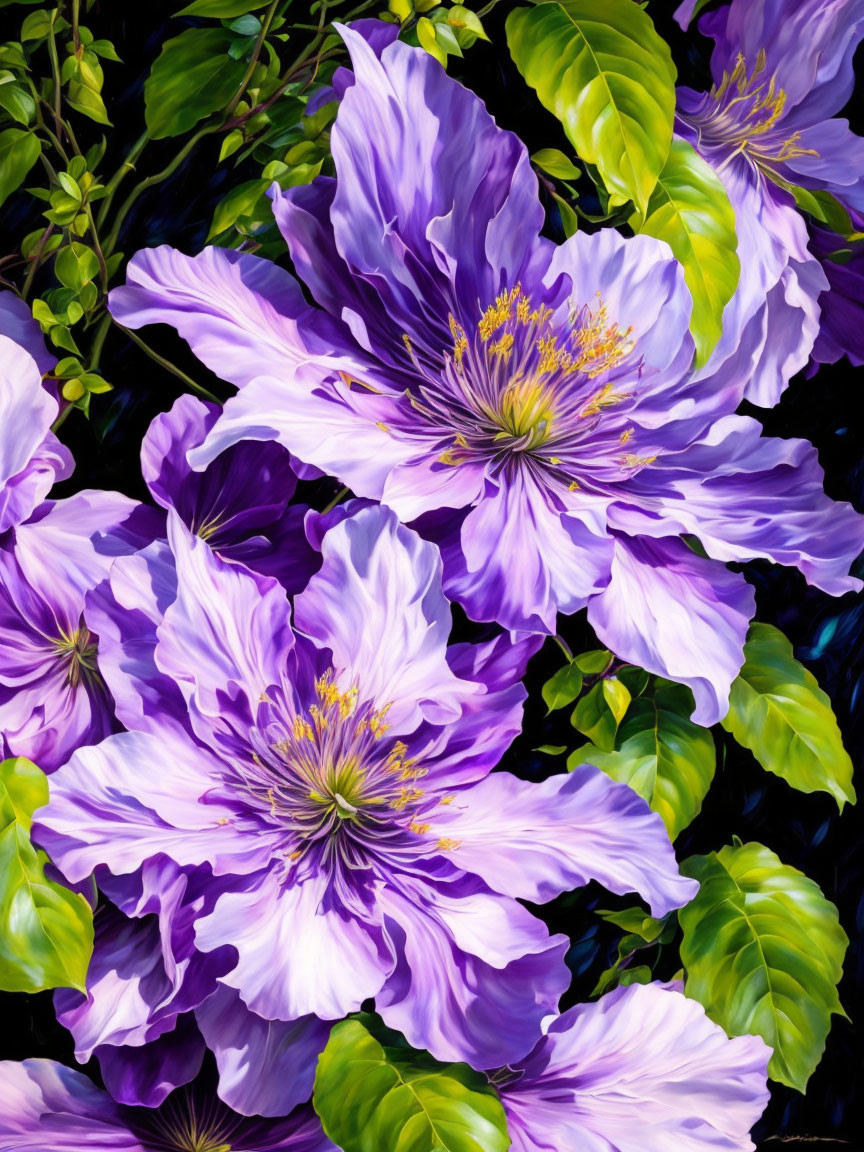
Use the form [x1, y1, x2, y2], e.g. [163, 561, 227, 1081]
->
[222, 0, 281, 122]
[117, 323, 220, 403]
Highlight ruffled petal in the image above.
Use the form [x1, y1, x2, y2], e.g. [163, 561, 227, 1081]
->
[615, 415, 864, 597]
[294, 504, 475, 733]
[586, 535, 756, 725]
[0, 1060, 144, 1151]
[96, 1014, 205, 1109]
[0, 291, 54, 374]
[109, 245, 357, 389]
[434, 767, 697, 917]
[442, 470, 613, 632]
[502, 982, 770, 1152]
[377, 876, 569, 1068]
[327, 26, 547, 359]
[196, 985, 331, 1118]
[156, 513, 296, 757]
[194, 870, 394, 1022]
[35, 728, 276, 884]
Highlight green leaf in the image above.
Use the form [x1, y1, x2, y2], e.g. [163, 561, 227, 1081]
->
[417, 16, 448, 66]
[633, 136, 739, 366]
[446, 5, 489, 41]
[569, 680, 715, 838]
[571, 676, 631, 751]
[88, 39, 121, 62]
[0, 757, 94, 994]
[207, 177, 269, 239]
[314, 1016, 510, 1152]
[144, 28, 247, 139]
[176, 0, 270, 13]
[542, 661, 583, 712]
[66, 81, 111, 125]
[0, 127, 41, 209]
[722, 622, 855, 809]
[506, 0, 676, 214]
[597, 906, 667, 942]
[531, 146, 581, 179]
[680, 842, 848, 1091]
[0, 77, 35, 123]
[20, 8, 52, 40]
[54, 242, 99, 290]
[574, 648, 611, 675]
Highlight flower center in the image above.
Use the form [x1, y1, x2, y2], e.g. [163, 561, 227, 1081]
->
[51, 625, 99, 689]
[238, 671, 436, 871]
[399, 285, 658, 490]
[689, 49, 818, 170]
[145, 1093, 238, 1152]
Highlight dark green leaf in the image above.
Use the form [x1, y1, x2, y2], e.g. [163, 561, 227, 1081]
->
[0, 127, 41, 208]
[144, 28, 247, 139]
[634, 136, 739, 366]
[722, 623, 855, 809]
[680, 842, 848, 1091]
[542, 661, 583, 712]
[571, 676, 631, 751]
[569, 680, 715, 838]
[506, 0, 676, 214]
[0, 757, 94, 994]
[314, 1016, 510, 1152]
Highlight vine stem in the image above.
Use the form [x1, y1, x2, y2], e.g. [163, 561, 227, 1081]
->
[96, 132, 148, 231]
[102, 127, 216, 254]
[21, 224, 56, 301]
[553, 634, 574, 661]
[222, 0, 281, 122]
[321, 485, 349, 514]
[117, 323, 220, 403]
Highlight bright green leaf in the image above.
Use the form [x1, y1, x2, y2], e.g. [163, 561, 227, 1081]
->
[680, 841, 848, 1091]
[569, 680, 716, 838]
[571, 677, 631, 751]
[0, 127, 41, 209]
[20, 8, 51, 40]
[446, 5, 489, 40]
[144, 28, 247, 139]
[722, 622, 855, 809]
[66, 81, 111, 125]
[0, 78, 35, 123]
[634, 136, 739, 366]
[89, 39, 122, 62]
[574, 648, 611, 675]
[0, 757, 94, 994]
[506, 0, 676, 214]
[54, 242, 99, 290]
[532, 146, 581, 179]
[314, 1016, 510, 1152]
[417, 16, 448, 66]
[542, 661, 583, 712]
[207, 177, 269, 239]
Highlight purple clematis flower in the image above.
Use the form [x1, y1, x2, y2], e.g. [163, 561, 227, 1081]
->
[0, 1059, 334, 1151]
[0, 309, 158, 771]
[37, 503, 696, 1109]
[109, 27, 864, 722]
[676, 0, 864, 404]
[807, 212, 864, 370]
[141, 394, 318, 593]
[497, 981, 771, 1152]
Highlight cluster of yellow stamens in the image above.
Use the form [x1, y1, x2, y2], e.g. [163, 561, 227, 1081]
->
[698, 48, 819, 168]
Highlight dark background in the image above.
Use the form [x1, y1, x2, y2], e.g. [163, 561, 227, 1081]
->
[0, 1, 862, 1145]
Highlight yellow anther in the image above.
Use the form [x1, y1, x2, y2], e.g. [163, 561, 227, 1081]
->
[619, 427, 634, 444]
[292, 715, 313, 740]
[621, 453, 657, 469]
[489, 331, 515, 358]
[436, 837, 461, 851]
[216, 816, 230, 826]
[580, 383, 629, 418]
[439, 794, 456, 805]
[409, 821, 430, 835]
[568, 480, 581, 492]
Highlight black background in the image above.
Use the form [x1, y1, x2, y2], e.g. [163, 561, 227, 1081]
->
[0, 1, 862, 1146]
